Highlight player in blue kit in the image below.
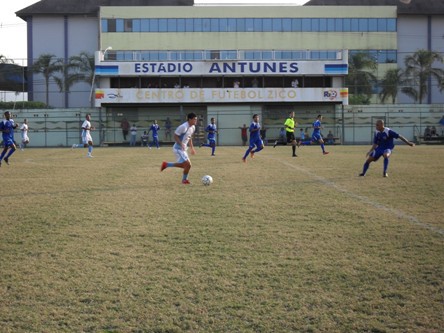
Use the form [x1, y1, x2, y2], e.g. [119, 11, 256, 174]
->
[360, 119, 415, 177]
[200, 117, 218, 156]
[148, 120, 160, 149]
[242, 114, 264, 162]
[0, 111, 19, 166]
[300, 114, 329, 155]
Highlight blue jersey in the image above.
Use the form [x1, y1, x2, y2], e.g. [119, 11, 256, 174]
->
[0, 119, 17, 145]
[249, 121, 261, 142]
[149, 124, 160, 138]
[205, 124, 217, 140]
[373, 127, 399, 150]
[312, 119, 321, 135]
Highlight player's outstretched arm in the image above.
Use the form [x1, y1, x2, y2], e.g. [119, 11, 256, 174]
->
[399, 135, 415, 147]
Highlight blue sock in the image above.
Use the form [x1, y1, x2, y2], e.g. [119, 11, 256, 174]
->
[88, 146, 93, 154]
[362, 162, 370, 175]
[383, 158, 389, 173]
[211, 146, 215, 155]
[182, 174, 188, 181]
[6, 148, 16, 159]
[0, 151, 5, 160]
[301, 140, 311, 145]
[167, 162, 174, 167]
[243, 147, 252, 159]
[321, 143, 325, 152]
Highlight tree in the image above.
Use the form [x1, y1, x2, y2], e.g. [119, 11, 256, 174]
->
[345, 52, 377, 104]
[31, 54, 64, 106]
[402, 49, 444, 104]
[0, 55, 14, 64]
[379, 68, 404, 104]
[52, 52, 95, 107]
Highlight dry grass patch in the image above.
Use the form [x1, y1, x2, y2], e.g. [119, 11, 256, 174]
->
[1, 145, 443, 332]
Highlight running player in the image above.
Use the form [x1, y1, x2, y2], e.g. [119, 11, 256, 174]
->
[242, 114, 264, 162]
[300, 114, 329, 155]
[72, 114, 95, 157]
[0, 111, 18, 166]
[200, 117, 218, 156]
[359, 119, 415, 177]
[160, 113, 197, 184]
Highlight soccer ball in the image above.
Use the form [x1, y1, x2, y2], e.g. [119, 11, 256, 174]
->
[201, 175, 213, 186]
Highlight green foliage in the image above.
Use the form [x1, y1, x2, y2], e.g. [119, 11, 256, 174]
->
[402, 49, 444, 104]
[345, 52, 377, 98]
[349, 94, 371, 105]
[0, 101, 47, 109]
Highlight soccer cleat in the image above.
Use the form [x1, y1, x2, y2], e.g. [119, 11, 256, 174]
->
[383, 172, 388, 177]
[292, 154, 297, 157]
[250, 151, 255, 159]
[160, 161, 168, 171]
[211, 154, 215, 156]
[87, 154, 94, 158]
[273, 140, 278, 148]
[242, 157, 247, 163]
[72, 144, 76, 149]
[4, 157, 9, 165]
[182, 179, 191, 184]
[323, 151, 329, 155]
[359, 173, 365, 177]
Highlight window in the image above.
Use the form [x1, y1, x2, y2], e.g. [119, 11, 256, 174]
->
[263, 18, 272, 32]
[282, 18, 291, 32]
[194, 18, 202, 32]
[202, 18, 211, 32]
[311, 18, 320, 32]
[254, 18, 262, 32]
[301, 18, 311, 32]
[177, 19, 185, 32]
[246, 18, 254, 32]
[116, 19, 124, 32]
[358, 18, 368, 32]
[168, 19, 177, 32]
[272, 18, 282, 32]
[387, 19, 396, 32]
[141, 19, 149, 32]
[159, 19, 168, 32]
[150, 19, 158, 32]
[124, 19, 133, 32]
[236, 18, 245, 32]
[292, 18, 302, 31]
[101, 19, 109, 32]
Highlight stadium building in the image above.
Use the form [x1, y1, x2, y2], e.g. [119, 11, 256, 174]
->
[15, 0, 444, 145]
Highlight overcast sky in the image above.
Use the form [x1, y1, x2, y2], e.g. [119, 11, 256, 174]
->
[0, 0, 308, 63]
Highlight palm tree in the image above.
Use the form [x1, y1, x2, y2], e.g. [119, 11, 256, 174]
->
[379, 68, 404, 104]
[345, 52, 377, 104]
[31, 54, 64, 106]
[402, 49, 444, 104]
[52, 52, 95, 107]
[0, 55, 14, 64]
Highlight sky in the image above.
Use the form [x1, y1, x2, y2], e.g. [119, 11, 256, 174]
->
[0, 0, 309, 64]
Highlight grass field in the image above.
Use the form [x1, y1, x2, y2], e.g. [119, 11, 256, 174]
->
[1, 145, 443, 333]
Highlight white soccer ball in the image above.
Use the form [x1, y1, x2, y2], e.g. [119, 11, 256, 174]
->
[201, 175, 213, 186]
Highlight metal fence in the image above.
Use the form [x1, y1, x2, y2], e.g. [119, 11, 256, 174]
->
[3, 104, 443, 147]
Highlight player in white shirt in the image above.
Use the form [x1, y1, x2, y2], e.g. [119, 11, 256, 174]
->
[72, 114, 95, 157]
[160, 112, 197, 184]
[20, 118, 30, 150]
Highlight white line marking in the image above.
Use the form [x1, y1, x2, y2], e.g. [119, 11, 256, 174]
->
[272, 157, 444, 236]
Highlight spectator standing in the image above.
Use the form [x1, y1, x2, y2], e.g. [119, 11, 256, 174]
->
[239, 124, 248, 146]
[130, 124, 137, 146]
[121, 118, 130, 141]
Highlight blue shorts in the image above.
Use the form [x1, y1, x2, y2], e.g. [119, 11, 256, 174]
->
[250, 138, 264, 149]
[2, 138, 15, 147]
[371, 148, 392, 161]
[312, 133, 322, 142]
